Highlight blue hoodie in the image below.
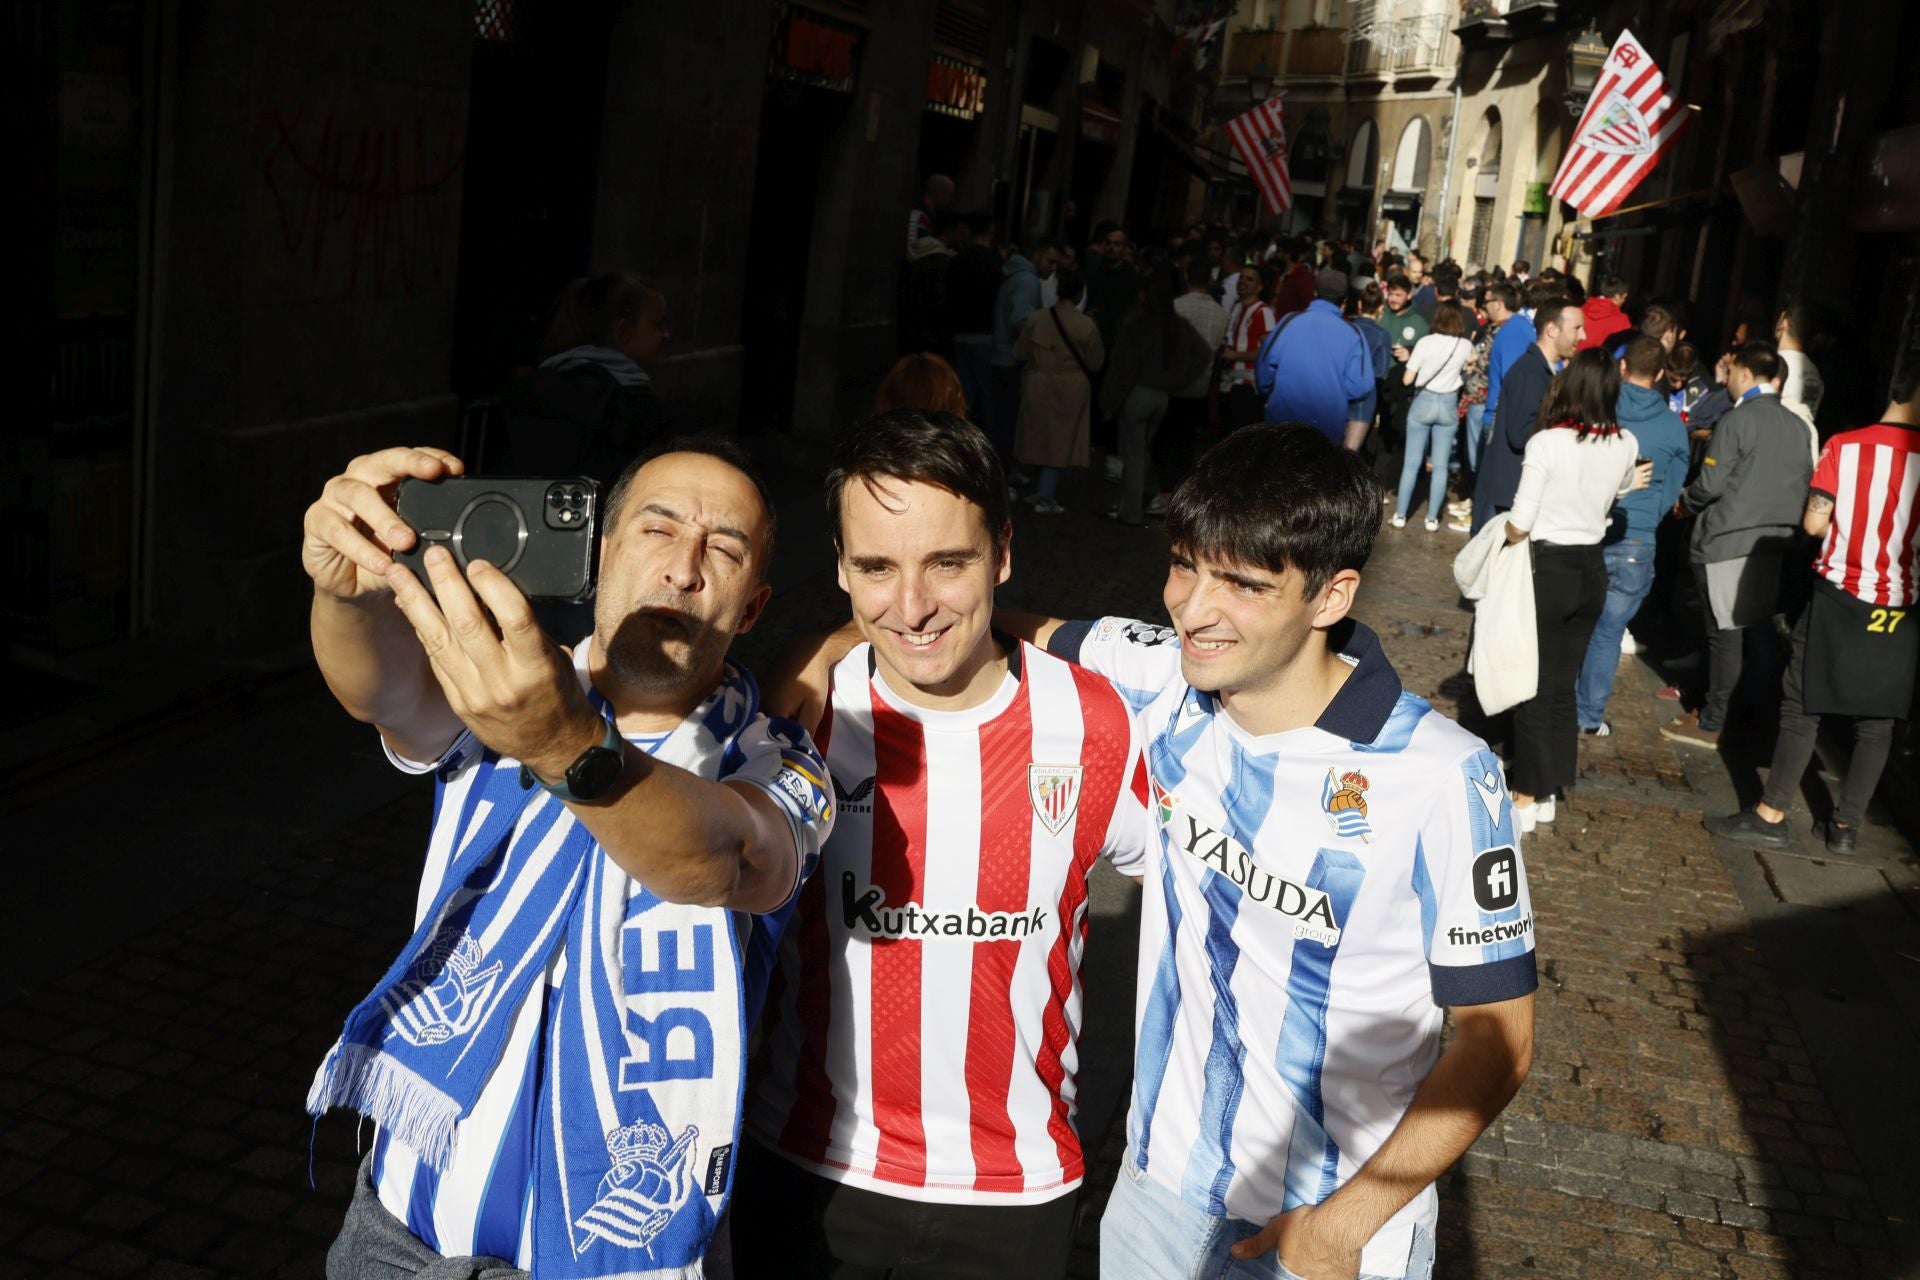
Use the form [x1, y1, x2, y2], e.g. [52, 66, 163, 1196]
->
[1612, 380, 1689, 539]
[1483, 312, 1536, 420]
[993, 254, 1043, 366]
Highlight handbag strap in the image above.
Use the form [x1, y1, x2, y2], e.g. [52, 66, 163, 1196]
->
[1049, 307, 1095, 381]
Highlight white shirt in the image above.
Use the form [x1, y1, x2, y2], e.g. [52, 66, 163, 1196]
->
[1050, 618, 1536, 1276]
[1508, 427, 1640, 545]
[1403, 334, 1475, 395]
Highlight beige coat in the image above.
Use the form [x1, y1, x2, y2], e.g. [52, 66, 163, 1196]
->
[1014, 304, 1105, 468]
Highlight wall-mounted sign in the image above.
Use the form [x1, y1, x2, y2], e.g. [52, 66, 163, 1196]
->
[926, 55, 986, 120]
[1522, 181, 1550, 214]
[771, 4, 859, 93]
[1081, 101, 1122, 147]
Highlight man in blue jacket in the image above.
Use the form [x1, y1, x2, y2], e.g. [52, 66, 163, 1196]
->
[1255, 271, 1373, 446]
[1575, 336, 1690, 734]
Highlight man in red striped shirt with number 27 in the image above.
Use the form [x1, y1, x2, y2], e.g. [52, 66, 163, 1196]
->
[735, 410, 1152, 1278]
[1708, 357, 1920, 854]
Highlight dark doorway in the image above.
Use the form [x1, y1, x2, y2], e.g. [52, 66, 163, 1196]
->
[739, 83, 844, 435]
[448, 3, 614, 404]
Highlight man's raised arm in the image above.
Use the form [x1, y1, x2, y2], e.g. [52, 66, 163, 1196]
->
[302, 447, 467, 763]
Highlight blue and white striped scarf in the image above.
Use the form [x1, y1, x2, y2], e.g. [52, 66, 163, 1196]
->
[309, 666, 763, 1277]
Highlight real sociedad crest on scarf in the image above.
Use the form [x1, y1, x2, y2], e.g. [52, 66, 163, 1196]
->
[1029, 764, 1083, 835]
[381, 928, 503, 1048]
[572, 1120, 701, 1252]
[1321, 768, 1373, 842]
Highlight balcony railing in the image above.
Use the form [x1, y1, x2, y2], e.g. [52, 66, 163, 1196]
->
[1346, 13, 1454, 76]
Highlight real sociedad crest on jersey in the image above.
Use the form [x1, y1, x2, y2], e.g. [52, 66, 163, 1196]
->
[1321, 768, 1373, 842]
[1028, 764, 1083, 835]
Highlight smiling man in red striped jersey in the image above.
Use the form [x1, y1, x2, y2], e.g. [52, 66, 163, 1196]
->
[735, 410, 1151, 1279]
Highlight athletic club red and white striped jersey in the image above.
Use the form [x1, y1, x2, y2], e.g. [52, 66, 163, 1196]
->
[748, 640, 1151, 1204]
[1810, 421, 1920, 607]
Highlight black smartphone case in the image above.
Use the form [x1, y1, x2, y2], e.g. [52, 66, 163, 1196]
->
[394, 477, 598, 601]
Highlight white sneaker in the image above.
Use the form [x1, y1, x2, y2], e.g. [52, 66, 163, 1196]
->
[1514, 801, 1538, 834]
[1424, 518, 1440, 532]
[1390, 514, 1407, 528]
[1104, 455, 1123, 483]
[1535, 797, 1556, 824]
[1620, 631, 1638, 657]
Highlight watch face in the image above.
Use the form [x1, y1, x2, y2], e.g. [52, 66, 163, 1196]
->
[568, 746, 625, 801]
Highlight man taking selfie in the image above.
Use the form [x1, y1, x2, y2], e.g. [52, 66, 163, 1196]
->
[300, 438, 833, 1278]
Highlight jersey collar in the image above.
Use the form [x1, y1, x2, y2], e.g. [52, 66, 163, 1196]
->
[1313, 619, 1403, 744]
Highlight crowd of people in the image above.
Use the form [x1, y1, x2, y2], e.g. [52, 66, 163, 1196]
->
[282, 182, 1916, 1280]
[892, 194, 1916, 855]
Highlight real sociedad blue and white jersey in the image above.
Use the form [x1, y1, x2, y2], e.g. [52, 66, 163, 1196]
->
[1051, 616, 1536, 1276]
[366, 643, 831, 1272]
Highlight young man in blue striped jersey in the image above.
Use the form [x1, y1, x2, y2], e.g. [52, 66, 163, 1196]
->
[1005, 425, 1536, 1280]
[300, 439, 833, 1279]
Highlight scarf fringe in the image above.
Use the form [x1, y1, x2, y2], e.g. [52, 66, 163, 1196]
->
[307, 1041, 463, 1171]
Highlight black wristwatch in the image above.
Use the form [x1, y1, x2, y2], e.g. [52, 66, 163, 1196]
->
[521, 718, 626, 803]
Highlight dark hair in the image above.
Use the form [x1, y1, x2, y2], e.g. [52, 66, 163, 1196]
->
[965, 208, 995, 237]
[1055, 268, 1086, 303]
[1535, 349, 1621, 440]
[1032, 235, 1061, 255]
[1433, 264, 1462, 295]
[1563, 276, 1587, 305]
[1512, 258, 1533, 274]
[1185, 258, 1214, 290]
[874, 353, 970, 418]
[1640, 303, 1680, 344]
[1528, 283, 1573, 319]
[931, 210, 960, 237]
[603, 435, 778, 580]
[1430, 301, 1468, 338]
[541, 272, 659, 359]
[1730, 342, 1783, 383]
[1166, 424, 1380, 599]
[1356, 282, 1385, 315]
[1384, 273, 1413, 293]
[1674, 339, 1704, 379]
[1778, 302, 1817, 344]
[1622, 335, 1666, 380]
[1891, 348, 1920, 406]
[825, 410, 1009, 561]
[1600, 275, 1629, 298]
[1485, 282, 1519, 312]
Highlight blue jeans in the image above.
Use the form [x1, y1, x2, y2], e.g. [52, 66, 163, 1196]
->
[1395, 389, 1458, 520]
[1575, 535, 1656, 729]
[1101, 1159, 1436, 1280]
[1463, 401, 1486, 472]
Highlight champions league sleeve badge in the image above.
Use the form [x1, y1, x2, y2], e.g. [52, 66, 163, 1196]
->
[1321, 768, 1373, 843]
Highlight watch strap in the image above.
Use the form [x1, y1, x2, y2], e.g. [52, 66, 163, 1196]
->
[519, 716, 624, 802]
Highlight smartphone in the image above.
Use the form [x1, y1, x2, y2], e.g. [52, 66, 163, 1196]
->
[394, 477, 598, 601]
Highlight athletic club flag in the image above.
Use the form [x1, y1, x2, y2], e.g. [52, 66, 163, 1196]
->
[1224, 96, 1292, 216]
[1548, 28, 1690, 218]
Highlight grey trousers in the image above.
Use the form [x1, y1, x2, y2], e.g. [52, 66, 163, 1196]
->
[327, 1154, 527, 1280]
[1117, 385, 1170, 523]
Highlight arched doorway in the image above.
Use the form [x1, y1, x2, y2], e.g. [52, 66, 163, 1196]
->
[1467, 109, 1502, 267]
[1383, 116, 1431, 251]
[1338, 119, 1378, 241]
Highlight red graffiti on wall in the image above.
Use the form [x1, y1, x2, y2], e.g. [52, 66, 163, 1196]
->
[259, 96, 465, 300]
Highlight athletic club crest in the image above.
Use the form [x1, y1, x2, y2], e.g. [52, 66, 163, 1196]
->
[1028, 765, 1083, 836]
[1321, 768, 1373, 842]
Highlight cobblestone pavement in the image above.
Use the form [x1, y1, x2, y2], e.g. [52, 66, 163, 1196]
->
[2, 461, 1915, 1278]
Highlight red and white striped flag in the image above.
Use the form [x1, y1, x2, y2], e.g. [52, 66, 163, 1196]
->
[1548, 28, 1691, 218]
[1224, 96, 1292, 216]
